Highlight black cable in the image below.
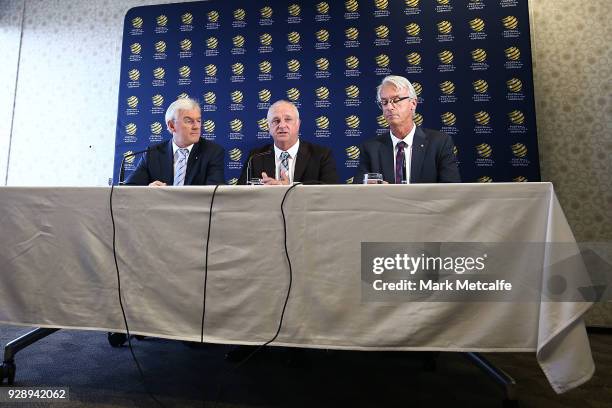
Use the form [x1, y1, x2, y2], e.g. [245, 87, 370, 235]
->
[201, 184, 220, 342]
[109, 183, 167, 408]
[213, 183, 302, 404]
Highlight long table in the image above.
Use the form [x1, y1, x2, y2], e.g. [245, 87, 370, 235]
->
[0, 183, 594, 393]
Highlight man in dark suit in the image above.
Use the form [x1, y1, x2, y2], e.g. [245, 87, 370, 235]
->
[125, 98, 225, 186]
[238, 100, 338, 185]
[355, 75, 460, 184]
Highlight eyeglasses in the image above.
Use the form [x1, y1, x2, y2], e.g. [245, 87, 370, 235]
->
[181, 117, 201, 126]
[376, 96, 412, 109]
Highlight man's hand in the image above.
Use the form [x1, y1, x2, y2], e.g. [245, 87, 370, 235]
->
[261, 171, 290, 185]
[148, 180, 167, 187]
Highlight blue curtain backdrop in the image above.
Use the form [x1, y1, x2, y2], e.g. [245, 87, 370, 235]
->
[114, 0, 540, 184]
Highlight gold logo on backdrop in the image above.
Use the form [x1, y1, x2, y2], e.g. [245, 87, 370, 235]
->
[259, 61, 272, 74]
[316, 57, 330, 71]
[203, 92, 216, 104]
[207, 11, 219, 23]
[260, 33, 273, 46]
[205, 64, 217, 77]
[123, 151, 136, 164]
[507, 78, 523, 92]
[178, 66, 190, 78]
[233, 35, 245, 48]
[474, 111, 491, 125]
[203, 120, 215, 133]
[412, 82, 423, 96]
[257, 118, 269, 132]
[231, 90, 244, 104]
[453, 145, 458, 156]
[150, 122, 163, 134]
[440, 81, 455, 95]
[405, 23, 420, 36]
[287, 59, 300, 72]
[345, 0, 359, 12]
[132, 17, 143, 28]
[345, 56, 359, 69]
[502, 16, 518, 30]
[345, 85, 359, 99]
[406, 52, 421, 65]
[316, 2, 330, 14]
[346, 177, 354, 184]
[177, 93, 189, 99]
[156, 15, 168, 26]
[505, 47, 521, 60]
[345, 27, 359, 40]
[438, 50, 453, 64]
[130, 43, 141, 54]
[377, 114, 389, 128]
[128, 69, 140, 81]
[259, 89, 272, 102]
[316, 86, 330, 100]
[181, 13, 193, 25]
[476, 143, 493, 158]
[127, 96, 138, 108]
[234, 8, 246, 20]
[125, 123, 137, 135]
[316, 29, 329, 42]
[375, 0, 389, 10]
[511, 143, 527, 158]
[229, 148, 242, 161]
[180, 39, 192, 51]
[231, 63, 244, 75]
[229, 119, 243, 132]
[376, 54, 390, 68]
[346, 145, 360, 160]
[513, 176, 528, 182]
[375, 25, 390, 39]
[405, 0, 420, 6]
[478, 176, 493, 183]
[288, 32, 300, 44]
[153, 67, 165, 79]
[469, 18, 485, 32]
[287, 88, 300, 101]
[437, 20, 452, 34]
[316, 116, 330, 129]
[288, 4, 301, 16]
[473, 79, 488, 93]
[471, 48, 487, 62]
[206, 37, 218, 49]
[346, 115, 360, 129]
[441, 112, 456, 126]
[227, 178, 238, 185]
[260, 6, 273, 19]
[152, 94, 164, 107]
[508, 110, 525, 125]
[437, 0, 450, 4]
[414, 113, 424, 126]
[155, 41, 166, 53]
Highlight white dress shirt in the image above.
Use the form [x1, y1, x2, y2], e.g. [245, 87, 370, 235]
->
[390, 126, 416, 184]
[273, 139, 300, 183]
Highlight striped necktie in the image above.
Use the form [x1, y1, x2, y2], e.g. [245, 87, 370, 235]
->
[173, 148, 189, 186]
[395, 141, 407, 184]
[279, 151, 290, 181]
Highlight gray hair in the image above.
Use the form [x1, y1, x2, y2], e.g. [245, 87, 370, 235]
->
[267, 99, 300, 121]
[376, 75, 417, 101]
[165, 97, 200, 128]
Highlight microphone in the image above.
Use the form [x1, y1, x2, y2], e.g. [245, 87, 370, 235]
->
[246, 148, 272, 184]
[118, 145, 160, 185]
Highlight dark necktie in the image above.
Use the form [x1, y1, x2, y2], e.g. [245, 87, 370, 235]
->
[395, 141, 407, 184]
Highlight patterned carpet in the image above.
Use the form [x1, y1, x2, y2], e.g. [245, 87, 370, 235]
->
[0, 324, 610, 407]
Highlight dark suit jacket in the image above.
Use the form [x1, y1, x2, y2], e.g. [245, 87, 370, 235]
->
[238, 140, 338, 184]
[354, 127, 461, 184]
[125, 138, 225, 185]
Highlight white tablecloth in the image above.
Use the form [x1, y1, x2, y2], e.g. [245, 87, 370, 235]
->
[0, 183, 594, 393]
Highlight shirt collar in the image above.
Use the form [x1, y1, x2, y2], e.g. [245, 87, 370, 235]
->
[273, 139, 300, 159]
[172, 140, 194, 156]
[390, 125, 416, 149]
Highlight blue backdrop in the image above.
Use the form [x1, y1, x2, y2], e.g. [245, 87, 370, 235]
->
[114, 0, 540, 184]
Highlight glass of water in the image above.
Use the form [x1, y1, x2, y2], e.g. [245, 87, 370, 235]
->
[363, 173, 383, 184]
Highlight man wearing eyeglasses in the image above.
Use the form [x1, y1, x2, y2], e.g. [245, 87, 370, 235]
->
[125, 98, 225, 186]
[355, 75, 461, 184]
